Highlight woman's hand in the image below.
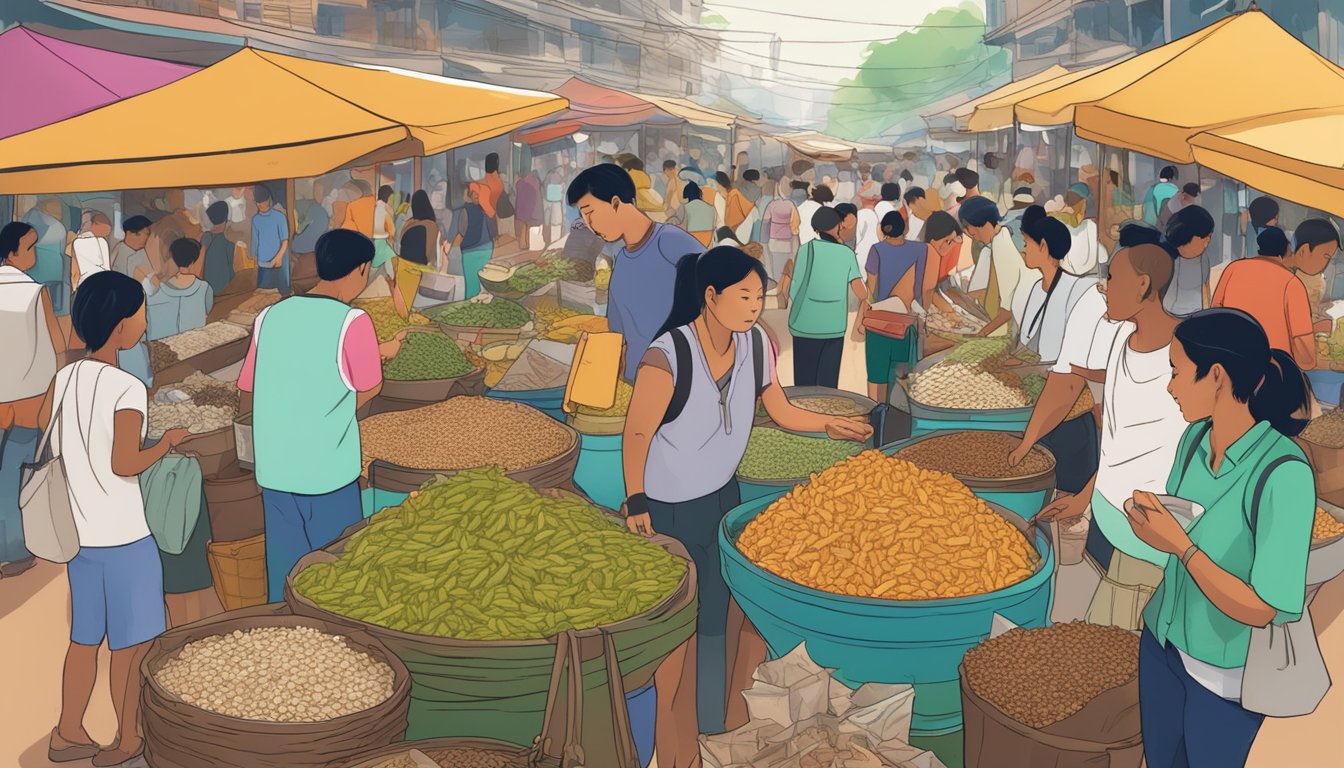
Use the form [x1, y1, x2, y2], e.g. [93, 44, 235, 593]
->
[1124, 490, 1192, 555]
[623, 504, 655, 538]
[824, 417, 872, 442]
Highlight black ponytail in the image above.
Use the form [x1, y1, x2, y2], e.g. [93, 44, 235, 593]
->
[1174, 308, 1311, 437]
[656, 246, 768, 339]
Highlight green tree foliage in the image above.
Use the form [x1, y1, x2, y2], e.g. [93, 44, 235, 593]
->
[827, 2, 1010, 140]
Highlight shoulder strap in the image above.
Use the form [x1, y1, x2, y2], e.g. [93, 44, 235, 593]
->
[34, 360, 83, 461]
[1249, 454, 1308, 534]
[1174, 420, 1214, 493]
[660, 328, 693, 426]
[752, 326, 766, 398]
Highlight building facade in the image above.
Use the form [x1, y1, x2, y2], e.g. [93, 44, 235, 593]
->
[25, 0, 719, 98]
[985, 0, 1344, 78]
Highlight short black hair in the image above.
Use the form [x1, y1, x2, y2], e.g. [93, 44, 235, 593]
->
[812, 206, 842, 233]
[1294, 218, 1341, 252]
[122, 215, 152, 234]
[624, 157, 645, 172]
[812, 185, 834, 204]
[1182, 182, 1200, 197]
[1117, 222, 1162, 248]
[954, 168, 979, 190]
[1248, 196, 1279, 228]
[0, 221, 35, 264]
[881, 183, 902, 202]
[206, 201, 229, 227]
[834, 203, 858, 221]
[683, 181, 703, 202]
[899, 169, 914, 183]
[715, 171, 732, 188]
[959, 196, 1001, 228]
[742, 169, 760, 183]
[169, 237, 202, 268]
[567, 164, 636, 206]
[378, 185, 394, 203]
[921, 211, 961, 243]
[1160, 165, 1178, 181]
[485, 153, 500, 173]
[663, 160, 677, 170]
[1256, 226, 1291, 257]
[71, 270, 144, 352]
[254, 184, 273, 204]
[904, 186, 926, 205]
[315, 229, 375, 281]
[1166, 205, 1215, 248]
[790, 180, 810, 191]
[1021, 210, 1072, 262]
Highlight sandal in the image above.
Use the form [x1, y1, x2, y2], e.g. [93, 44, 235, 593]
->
[92, 744, 144, 767]
[48, 730, 100, 763]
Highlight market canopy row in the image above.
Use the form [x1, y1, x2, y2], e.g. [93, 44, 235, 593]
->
[0, 25, 197, 140]
[0, 47, 567, 193]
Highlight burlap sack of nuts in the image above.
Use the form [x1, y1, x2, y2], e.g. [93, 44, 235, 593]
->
[960, 617, 1142, 768]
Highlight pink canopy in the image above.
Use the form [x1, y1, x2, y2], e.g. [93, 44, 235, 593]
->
[0, 26, 198, 139]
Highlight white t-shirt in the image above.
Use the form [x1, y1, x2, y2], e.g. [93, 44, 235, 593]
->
[1065, 219, 1102, 276]
[854, 208, 880, 276]
[374, 200, 393, 240]
[0, 265, 57, 401]
[1092, 328, 1187, 565]
[50, 360, 152, 548]
[1019, 272, 1099, 365]
[72, 233, 110, 288]
[227, 194, 247, 224]
[797, 200, 823, 244]
[907, 212, 925, 242]
[1050, 285, 1126, 375]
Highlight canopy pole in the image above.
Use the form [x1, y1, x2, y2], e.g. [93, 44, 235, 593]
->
[286, 178, 296, 249]
[414, 156, 423, 193]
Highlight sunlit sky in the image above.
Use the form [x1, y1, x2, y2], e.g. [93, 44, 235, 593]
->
[702, 0, 986, 87]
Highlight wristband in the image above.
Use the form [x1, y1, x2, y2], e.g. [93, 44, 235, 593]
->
[624, 493, 650, 517]
[1180, 544, 1200, 567]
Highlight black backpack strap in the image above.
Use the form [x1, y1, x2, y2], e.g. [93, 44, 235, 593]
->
[752, 326, 767, 398]
[1249, 455, 1309, 535]
[660, 328, 693, 426]
[1174, 420, 1213, 494]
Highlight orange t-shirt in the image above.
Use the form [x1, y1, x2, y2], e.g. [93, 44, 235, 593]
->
[1211, 258, 1313, 360]
[341, 196, 376, 237]
[483, 172, 505, 215]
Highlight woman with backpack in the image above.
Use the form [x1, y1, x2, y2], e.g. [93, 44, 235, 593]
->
[620, 246, 871, 735]
[1121, 308, 1318, 768]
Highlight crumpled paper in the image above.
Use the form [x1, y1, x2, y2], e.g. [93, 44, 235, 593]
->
[702, 644, 947, 768]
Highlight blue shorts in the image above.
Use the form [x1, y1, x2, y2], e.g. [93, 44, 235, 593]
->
[69, 536, 166, 650]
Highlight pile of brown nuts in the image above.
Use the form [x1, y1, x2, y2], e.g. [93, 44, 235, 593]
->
[962, 622, 1139, 729]
[892, 431, 1054, 479]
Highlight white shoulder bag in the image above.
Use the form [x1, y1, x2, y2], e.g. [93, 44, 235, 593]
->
[18, 363, 82, 563]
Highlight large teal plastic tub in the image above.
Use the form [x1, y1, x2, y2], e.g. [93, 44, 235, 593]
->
[720, 492, 1055, 736]
[907, 396, 1034, 438]
[884, 433, 1056, 521]
[486, 385, 567, 421]
[573, 432, 627, 510]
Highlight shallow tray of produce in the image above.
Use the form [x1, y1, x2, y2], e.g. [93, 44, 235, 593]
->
[753, 386, 877, 428]
[886, 431, 1057, 520]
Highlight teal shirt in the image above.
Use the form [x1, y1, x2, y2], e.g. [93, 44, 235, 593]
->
[251, 296, 364, 495]
[788, 238, 862, 339]
[1143, 420, 1315, 669]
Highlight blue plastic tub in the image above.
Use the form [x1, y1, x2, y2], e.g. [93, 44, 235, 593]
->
[738, 479, 789, 503]
[1307, 369, 1344, 406]
[573, 432, 627, 510]
[720, 491, 1055, 736]
[486, 385, 567, 421]
[884, 433, 1057, 521]
[626, 684, 656, 768]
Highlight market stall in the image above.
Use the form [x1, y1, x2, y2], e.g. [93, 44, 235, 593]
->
[0, 47, 567, 193]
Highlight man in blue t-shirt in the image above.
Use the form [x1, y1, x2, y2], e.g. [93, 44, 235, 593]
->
[567, 164, 704, 379]
[252, 184, 291, 296]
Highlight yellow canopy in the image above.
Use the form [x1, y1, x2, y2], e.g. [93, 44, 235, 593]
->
[964, 61, 1110, 133]
[1015, 10, 1344, 162]
[1191, 108, 1344, 218]
[635, 93, 739, 129]
[0, 47, 566, 193]
[926, 65, 1068, 130]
